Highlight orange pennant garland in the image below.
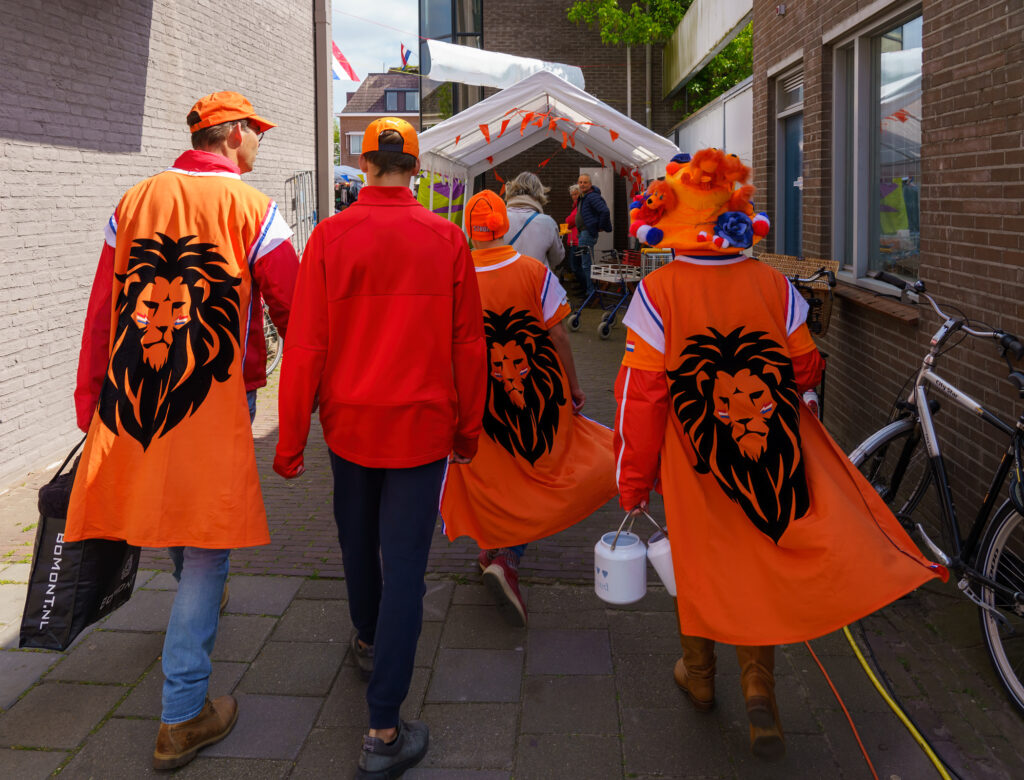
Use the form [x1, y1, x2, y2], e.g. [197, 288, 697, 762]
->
[480, 124, 491, 143]
[497, 119, 511, 138]
[609, 130, 619, 142]
[561, 131, 568, 149]
[455, 135, 461, 146]
[539, 157, 551, 167]
[486, 156, 493, 165]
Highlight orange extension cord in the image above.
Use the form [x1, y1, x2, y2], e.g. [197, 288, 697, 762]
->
[804, 640, 881, 780]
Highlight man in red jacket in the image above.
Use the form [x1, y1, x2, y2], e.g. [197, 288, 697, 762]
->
[274, 117, 486, 779]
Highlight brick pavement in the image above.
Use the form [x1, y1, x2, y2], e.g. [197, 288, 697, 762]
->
[0, 309, 1021, 777]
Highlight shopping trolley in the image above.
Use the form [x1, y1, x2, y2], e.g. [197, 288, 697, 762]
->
[568, 248, 642, 339]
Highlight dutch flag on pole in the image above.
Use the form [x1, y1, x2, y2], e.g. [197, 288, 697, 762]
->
[400, 44, 411, 67]
[332, 42, 359, 82]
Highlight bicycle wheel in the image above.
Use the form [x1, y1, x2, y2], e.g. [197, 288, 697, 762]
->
[263, 306, 283, 375]
[978, 502, 1024, 714]
[849, 417, 940, 545]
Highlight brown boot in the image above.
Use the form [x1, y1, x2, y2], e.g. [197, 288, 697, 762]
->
[736, 645, 785, 760]
[153, 695, 238, 770]
[673, 634, 716, 711]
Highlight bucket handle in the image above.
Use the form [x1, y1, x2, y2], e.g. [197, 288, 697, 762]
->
[610, 508, 666, 550]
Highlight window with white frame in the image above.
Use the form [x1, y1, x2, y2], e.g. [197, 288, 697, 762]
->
[385, 90, 400, 112]
[833, 10, 922, 283]
[347, 133, 362, 155]
[775, 69, 804, 257]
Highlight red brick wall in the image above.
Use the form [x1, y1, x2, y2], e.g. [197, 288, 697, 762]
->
[753, 0, 1024, 512]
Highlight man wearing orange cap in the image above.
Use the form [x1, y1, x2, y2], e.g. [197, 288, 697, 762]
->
[275, 117, 486, 779]
[66, 91, 298, 769]
[440, 189, 617, 626]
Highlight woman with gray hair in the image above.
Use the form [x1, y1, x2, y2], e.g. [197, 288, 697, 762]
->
[504, 172, 565, 269]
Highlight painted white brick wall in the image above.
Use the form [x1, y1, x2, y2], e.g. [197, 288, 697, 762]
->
[0, 0, 320, 486]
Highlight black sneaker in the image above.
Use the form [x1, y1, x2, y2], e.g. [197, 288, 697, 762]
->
[351, 634, 375, 680]
[355, 720, 429, 779]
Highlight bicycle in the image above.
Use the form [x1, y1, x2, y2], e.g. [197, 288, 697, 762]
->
[848, 271, 1024, 713]
[263, 303, 283, 375]
[787, 265, 837, 420]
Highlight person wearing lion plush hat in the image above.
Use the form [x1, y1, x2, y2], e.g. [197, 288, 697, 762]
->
[441, 189, 618, 627]
[613, 148, 945, 760]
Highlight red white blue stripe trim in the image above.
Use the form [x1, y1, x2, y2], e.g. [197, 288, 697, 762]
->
[785, 280, 810, 336]
[541, 270, 568, 324]
[622, 280, 665, 354]
[104, 213, 118, 247]
[247, 201, 293, 266]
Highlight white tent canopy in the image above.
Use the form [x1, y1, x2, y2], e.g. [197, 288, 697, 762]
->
[422, 39, 585, 92]
[417, 70, 679, 209]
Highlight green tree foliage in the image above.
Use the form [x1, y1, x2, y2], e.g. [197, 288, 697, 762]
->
[677, 22, 752, 117]
[567, 0, 692, 46]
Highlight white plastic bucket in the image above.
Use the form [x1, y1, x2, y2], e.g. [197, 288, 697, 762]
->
[594, 529, 647, 605]
[647, 531, 676, 596]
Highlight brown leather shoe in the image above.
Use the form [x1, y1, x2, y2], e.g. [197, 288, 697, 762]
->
[153, 695, 238, 771]
[673, 634, 716, 711]
[736, 645, 785, 760]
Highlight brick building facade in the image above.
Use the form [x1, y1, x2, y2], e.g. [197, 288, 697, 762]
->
[752, 0, 1024, 512]
[338, 72, 421, 168]
[479, 1, 678, 244]
[0, 1, 321, 486]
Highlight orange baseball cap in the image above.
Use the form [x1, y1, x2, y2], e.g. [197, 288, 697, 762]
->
[465, 190, 509, 241]
[362, 117, 419, 158]
[187, 91, 276, 134]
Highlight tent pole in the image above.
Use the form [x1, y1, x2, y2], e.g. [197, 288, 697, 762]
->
[428, 172, 435, 213]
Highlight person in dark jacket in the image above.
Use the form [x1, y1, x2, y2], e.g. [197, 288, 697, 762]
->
[575, 174, 612, 297]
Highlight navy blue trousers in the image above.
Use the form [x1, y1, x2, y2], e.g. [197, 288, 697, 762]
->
[329, 451, 447, 728]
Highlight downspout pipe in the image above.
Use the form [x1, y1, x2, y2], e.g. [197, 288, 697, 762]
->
[314, 0, 333, 219]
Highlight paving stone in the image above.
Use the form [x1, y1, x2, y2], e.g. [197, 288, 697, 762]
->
[271, 599, 352, 643]
[46, 630, 164, 684]
[0, 682, 124, 749]
[100, 588, 175, 631]
[0, 747, 68, 779]
[423, 580, 454, 621]
[426, 648, 523, 703]
[317, 659, 368, 728]
[404, 666, 431, 720]
[452, 583, 495, 606]
[140, 571, 179, 590]
[223, 575, 303, 616]
[118, 660, 248, 718]
[621, 706, 733, 777]
[521, 675, 619, 734]
[0, 649, 58, 709]
[606, 610, 680, 655]
[0, 583, 27, 625]
[211, 615, 277, 662]
[176, 757, 293, 778]
[0, 563, 31, 582]
[728, 731, 842, 779]
[290, 726, 363, 778]
[415, 619, 443, 667]
[527, 629, 612, 675]
[441, 605, 527, 650]
[515, 733, 623, 780]
[527, 608, 609, 629]
[238, 641, 345, 696]
[419, 703, 518, 770]
[406, 771, 510, 779]
[57, 716, 162, 778]
[525, 584, 594, 613]
[608, 587, 677, 613]
[203, 693, 321, 759]
[295, 578, 348, 600]
[614, 652, 682, 710]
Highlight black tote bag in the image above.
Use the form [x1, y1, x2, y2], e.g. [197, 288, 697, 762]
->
[19, 439, 141, 651]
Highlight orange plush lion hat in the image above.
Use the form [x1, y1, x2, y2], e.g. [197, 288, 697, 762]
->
[628, 149, 769, 254]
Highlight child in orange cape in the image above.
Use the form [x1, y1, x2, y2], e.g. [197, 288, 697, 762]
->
[441, 189, 618, 627]
[614, 148, 944, 759]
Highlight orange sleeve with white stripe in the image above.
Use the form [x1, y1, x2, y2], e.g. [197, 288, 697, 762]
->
[614, 327, 668, 510]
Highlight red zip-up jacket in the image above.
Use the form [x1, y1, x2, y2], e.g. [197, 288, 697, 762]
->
[274, 186, 486, 474]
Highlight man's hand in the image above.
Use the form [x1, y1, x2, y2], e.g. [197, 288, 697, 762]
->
[273, 452, 305, 479]
[571, 386, 586, 414]
[449, 451, 472, 465]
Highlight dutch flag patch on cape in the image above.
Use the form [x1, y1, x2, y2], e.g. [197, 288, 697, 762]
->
[625, 340, 635, 353]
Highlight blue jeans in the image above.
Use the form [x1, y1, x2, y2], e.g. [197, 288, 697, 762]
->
[577, 231, 597, 296]
[162, 547, 231, 724]
[246, 390, 256, 424]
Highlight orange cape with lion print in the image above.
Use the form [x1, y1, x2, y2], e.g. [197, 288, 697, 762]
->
[441, 246, 617, 548]
[65, 162, 269, 549]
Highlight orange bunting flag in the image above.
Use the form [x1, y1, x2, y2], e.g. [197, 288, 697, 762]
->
[520, 112, 535, 135]
[585, 148, 593, 157]
[480, 124, 491, 143]
[486, 156, 494, 165]
[503, 108, 516, 117]
[538, 157, 551, 167]
[561, 131, 568, 149]
[598, 156, 605, 167]
[493, 170, 504, 183]
[609, 130, 619, 142]
[455, 135, 461, 146]
[497, 119, 511, 138]
[548, 119, 559, 132]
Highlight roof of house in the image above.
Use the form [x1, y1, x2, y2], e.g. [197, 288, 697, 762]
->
[341, 72, 420, 113]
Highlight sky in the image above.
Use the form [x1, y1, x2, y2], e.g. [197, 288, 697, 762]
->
[332, 0, 419, 112]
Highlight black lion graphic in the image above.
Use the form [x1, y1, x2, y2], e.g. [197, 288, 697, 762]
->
[667, 326, 808, 543]
[483, 307, 566, 465]
[98, 233, 241, 449]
